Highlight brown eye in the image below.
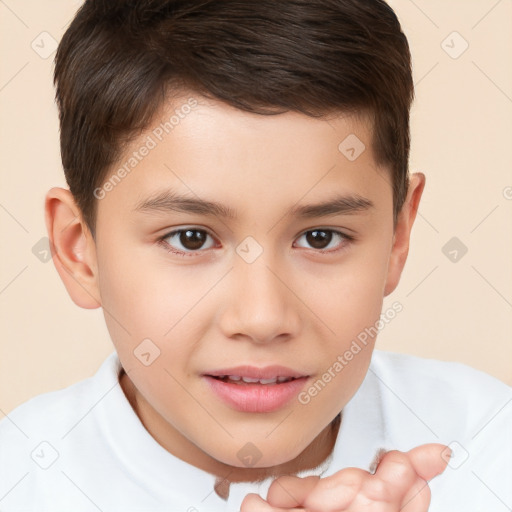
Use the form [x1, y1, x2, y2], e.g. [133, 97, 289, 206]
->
[305, 230, 332, 249]
[163, 228, 215, 253]
[294, 229, 350, 252]
[180, 229, 207, 250]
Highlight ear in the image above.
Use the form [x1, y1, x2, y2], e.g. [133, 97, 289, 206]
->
[45, 187, 101, 309]
[384, 172, 426, 297]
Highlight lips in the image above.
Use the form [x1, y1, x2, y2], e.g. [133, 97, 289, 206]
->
[202, 365, 310, 413]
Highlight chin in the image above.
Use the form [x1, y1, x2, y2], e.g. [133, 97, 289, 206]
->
[206, 442, 295, 471]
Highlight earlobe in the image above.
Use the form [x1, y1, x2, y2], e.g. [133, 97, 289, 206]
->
[45, 187, 101, 309]
[383, 172, 426, 297]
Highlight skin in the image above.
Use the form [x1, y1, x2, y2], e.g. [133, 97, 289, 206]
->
[241, 444, 450, 511]
[45, 94, 432, 498]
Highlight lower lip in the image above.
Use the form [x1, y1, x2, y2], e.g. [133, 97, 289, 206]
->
[203, 376, 309, 413]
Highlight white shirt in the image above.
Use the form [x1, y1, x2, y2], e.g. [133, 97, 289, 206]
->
[0, 350, 511, 511]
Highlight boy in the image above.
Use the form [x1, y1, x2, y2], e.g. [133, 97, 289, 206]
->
[1, 0, 511, 510]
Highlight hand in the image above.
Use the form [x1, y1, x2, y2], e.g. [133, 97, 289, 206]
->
[240, 443, 450, 511]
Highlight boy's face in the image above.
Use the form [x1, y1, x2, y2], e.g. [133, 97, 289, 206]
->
[48, 94, 424, 477]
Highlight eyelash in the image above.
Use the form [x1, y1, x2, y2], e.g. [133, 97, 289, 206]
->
[156, 227, 355, 258]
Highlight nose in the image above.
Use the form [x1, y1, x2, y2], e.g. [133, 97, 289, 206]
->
[217, 254, 302, 344]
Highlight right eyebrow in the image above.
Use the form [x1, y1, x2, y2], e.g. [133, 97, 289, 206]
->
[134, 190, 237, 219]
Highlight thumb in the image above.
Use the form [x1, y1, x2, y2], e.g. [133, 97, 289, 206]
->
[406, 443, 450, 481]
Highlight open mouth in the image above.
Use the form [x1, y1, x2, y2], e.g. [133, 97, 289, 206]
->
[209, 375, 299, 385]
[204, 374, 309, 413]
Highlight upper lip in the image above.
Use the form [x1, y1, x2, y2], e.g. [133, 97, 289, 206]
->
[205, 365, 308, 379]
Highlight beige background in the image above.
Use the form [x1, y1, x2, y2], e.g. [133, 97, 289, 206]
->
[1, 0, 511, 416]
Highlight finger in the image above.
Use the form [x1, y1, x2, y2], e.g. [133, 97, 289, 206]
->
[368, 445, 448, 511]
[370, 449, 417, 502]
[302, 467, 368, 511]
[406, 443, 450, 482]
[240, 492, 282, 512]
[266, 475, 320, 508]
[400, 476, 432, 512]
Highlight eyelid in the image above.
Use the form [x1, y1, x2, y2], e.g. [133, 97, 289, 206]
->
[293, 228, 354, 252]
[157, 226, 355, 257]
[157, 226, 218, 257]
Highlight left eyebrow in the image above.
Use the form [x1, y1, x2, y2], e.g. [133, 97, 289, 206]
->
[134, 189, 374, 219]
[290, 194, 374, 218]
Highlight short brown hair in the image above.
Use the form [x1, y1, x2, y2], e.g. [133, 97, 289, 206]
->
[54, 0, 413, 234]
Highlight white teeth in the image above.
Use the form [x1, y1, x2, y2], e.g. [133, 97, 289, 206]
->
[213, 375, 296, 384]
[235, 376, 293, 384]
[241, 376, 263, 383]
[258, 378, 278, 384]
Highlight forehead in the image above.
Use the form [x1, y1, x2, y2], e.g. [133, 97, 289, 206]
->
[96, 95, 393, 224]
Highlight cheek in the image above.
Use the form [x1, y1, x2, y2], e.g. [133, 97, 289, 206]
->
[95, 240, 210, 363]
[297, 239, 390, 410]
[98, 236, 198, 321]
[304, 248, 390, 339]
